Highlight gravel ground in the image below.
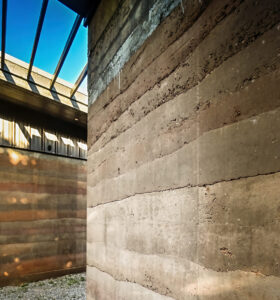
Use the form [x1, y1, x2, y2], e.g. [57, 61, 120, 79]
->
[0, 273, 86, 300]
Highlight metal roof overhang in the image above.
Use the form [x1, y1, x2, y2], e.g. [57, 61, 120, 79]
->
[58, 0, 101, 25]
[0, 76, 87, 128]
[0, 0, 92, 132]
[1, 0, 92, 100]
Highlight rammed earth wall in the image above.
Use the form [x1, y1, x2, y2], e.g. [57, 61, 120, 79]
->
[87, 0, 280, 298]
[0, 147, 86, 286]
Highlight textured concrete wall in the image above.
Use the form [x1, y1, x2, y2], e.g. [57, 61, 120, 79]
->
[87, 0, 280, 299]
[0, 147, 86, 286]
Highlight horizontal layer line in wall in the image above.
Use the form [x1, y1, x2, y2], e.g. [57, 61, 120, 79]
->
[88, 169, 280, 209]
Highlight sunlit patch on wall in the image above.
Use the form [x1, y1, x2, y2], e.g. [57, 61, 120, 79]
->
[77, 142, 87, 151]
[8, 197, 17, 204]
[20, 198, 28, 204]
[45, 132, 58, 142]
[2, 119, 13, 143]
[15, 123, 29, 148]
[29, 127, 41, 137]
[61, 137, 75, 147]
[7, 149, 29, 166]
[14, 257, 20, 263]
[31, 159, 37, 165]
[65, 261, 73, 268]
[8, 150, 20, 165]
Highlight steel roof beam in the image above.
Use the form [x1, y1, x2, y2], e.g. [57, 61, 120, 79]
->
[27, 0, 49, 79]
[1, 0, 7, 69]
[70, 63, 87, 98]
[49, 14, 83, 90]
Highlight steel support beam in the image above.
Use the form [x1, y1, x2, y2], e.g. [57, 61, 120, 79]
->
[1, 0, 7, 69]
[70, 64, 87, 98]
[27, 0, 49, 79]
[50, 15, 83, 90]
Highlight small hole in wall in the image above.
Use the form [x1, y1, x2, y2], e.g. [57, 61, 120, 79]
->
[47, 145, 52, 151]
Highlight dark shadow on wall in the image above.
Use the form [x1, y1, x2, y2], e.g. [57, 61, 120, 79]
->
[17, 123, 32, 145]
[3, 64, 16, 84]
[70, 96, 80, 110]
[50, 86, 61, 102]
[28, 75, 40, 94]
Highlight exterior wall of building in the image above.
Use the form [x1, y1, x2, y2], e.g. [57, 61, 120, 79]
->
[87, 0, 280, 299]
[0, 116, 87, 159]
[0, 147, 86, 286]
[0, 97, 87, 159]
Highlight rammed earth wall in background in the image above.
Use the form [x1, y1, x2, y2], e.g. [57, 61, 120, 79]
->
[87, 0, 280, 299]
[0, 147, 86, 286]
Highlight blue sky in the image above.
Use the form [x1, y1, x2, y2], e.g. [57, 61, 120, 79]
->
[0, 0, 88, 93]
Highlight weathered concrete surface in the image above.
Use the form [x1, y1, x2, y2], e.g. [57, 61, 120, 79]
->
[87, 172, 280, 299]
[0, 147, 86, 286]
[88, 0, 195, 105]
[87, 0, 280, 298]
